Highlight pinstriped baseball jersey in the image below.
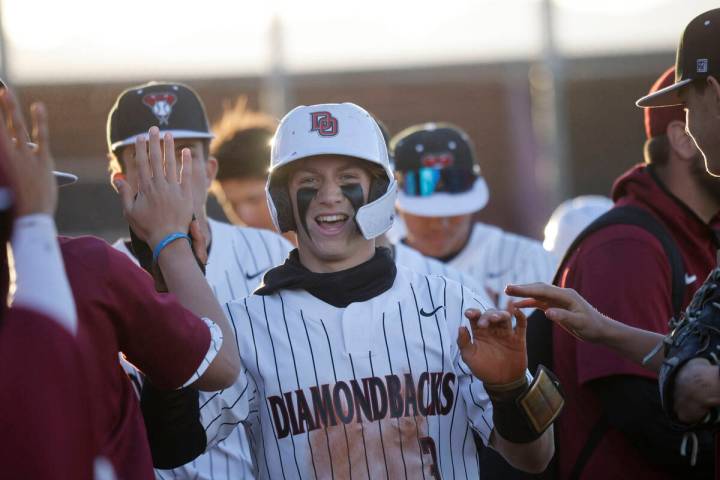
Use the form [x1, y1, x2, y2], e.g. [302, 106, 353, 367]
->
[207, 265, 496, 479]
[444, 223, 556, 310]
[393, 242, 489, 304]
[114, 218, 293, 480]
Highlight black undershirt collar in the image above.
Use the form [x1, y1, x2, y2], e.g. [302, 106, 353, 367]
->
[255, 247, 397, 308]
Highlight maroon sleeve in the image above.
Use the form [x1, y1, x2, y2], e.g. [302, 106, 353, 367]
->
[0, 308, 95, 479]
[560, 226, 672, 385]
[103, 242, 211, 390]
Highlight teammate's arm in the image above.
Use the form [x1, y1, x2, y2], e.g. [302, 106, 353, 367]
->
[511, 281, 720, 428]
[0, 93, 77, 333]
[488, 426, 555, 474]
[116, 128, 240, 391]
[507, 282, 666, 371]
[674, 358, 720, 423]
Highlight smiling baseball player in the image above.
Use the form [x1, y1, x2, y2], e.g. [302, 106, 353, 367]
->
[182, 102, 562, 479]
[106, 82, 293, 480]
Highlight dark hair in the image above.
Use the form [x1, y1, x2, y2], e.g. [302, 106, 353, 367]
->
[643, 134, 670, 166]
[210, 97, 277, 181]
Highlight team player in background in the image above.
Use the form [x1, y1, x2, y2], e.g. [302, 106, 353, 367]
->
[106, 82, 293, 479]
[389, 123, 556, 310]
[186, 102, 561, 478]
[508, 8, 720, 478]
[536, 66, 719, 479]
[209, 97, 289, 236]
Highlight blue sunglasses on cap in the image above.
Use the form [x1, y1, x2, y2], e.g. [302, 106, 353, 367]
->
[398, 166, 478, 197]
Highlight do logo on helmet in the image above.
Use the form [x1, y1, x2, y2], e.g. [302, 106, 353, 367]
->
[310, 111, 339, 137]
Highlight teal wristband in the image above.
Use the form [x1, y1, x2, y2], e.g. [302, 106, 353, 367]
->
[152, 232, 190, 263]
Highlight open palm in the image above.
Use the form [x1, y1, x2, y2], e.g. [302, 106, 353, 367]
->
[458, 306, 527, 385]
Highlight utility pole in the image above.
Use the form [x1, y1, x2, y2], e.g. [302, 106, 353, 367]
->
[260, 15, 289, 119]
[0, 0, 10, 82]
[530, 0, 570, 208]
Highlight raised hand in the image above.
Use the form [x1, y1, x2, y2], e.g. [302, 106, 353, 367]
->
[115, 127, 194, 250]
[505, 282, 610, 343]
[458, 304, 527, 385]
[0, 88, 56, 216]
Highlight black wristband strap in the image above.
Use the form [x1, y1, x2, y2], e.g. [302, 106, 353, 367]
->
[485, 375, 529, 403]
[487, 365, 565, 443]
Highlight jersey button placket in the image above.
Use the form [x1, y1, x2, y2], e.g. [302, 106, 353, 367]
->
[341, 303, 372, 356]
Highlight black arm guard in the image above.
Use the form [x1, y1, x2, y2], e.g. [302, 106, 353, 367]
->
[141, 381, 207, 469]
[486, 365, 565, 443]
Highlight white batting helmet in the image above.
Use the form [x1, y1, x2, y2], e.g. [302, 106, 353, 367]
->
[266, 103, 397, 240]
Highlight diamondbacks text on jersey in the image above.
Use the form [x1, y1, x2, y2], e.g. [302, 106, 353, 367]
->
[203, 265, 499, 479]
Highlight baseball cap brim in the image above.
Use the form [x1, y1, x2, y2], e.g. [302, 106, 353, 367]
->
[636, 78, 693, 107]
[54, 171, 78, 186]
[396, 176, 488, 217]
[110, 130, 214, 151]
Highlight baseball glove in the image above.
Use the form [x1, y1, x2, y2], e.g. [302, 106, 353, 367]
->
[659, 258, 720, 426]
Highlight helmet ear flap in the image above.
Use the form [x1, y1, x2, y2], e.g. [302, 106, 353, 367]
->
[268, 184, 296, 232]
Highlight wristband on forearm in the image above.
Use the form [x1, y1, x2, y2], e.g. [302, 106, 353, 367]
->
[485, 365, 565, 443]
[152, 232, 191, 263]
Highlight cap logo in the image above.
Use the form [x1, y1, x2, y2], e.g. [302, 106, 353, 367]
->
[310, 111, 338, 137]
[697, 59, 709, 73]
[142, 93, 177, 125]
[421, 153, 454, 169]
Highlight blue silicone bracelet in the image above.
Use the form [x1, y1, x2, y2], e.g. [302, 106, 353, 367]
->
[152, 232, 190, 263]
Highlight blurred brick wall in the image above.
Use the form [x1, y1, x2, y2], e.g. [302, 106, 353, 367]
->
[14, 51, 673, 242]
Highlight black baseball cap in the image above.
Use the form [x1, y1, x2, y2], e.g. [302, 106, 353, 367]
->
[107, 81, 213, 152]
[637, 8, 720, 107]
[390, 122, 488, 217]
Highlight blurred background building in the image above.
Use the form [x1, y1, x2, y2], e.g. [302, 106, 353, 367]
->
[1, 0, 712, 241]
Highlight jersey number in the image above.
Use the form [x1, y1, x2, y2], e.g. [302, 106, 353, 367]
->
[420, 436, 440, 480]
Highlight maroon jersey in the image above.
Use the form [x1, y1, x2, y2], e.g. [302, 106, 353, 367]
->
[60, 236, 213, 479]
[0, 307, 95, 479]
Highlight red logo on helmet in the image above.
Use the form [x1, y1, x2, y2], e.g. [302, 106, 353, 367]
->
[142, 93, 177, 125]
[310, 111, 338, 137]
[421, 153, 454, 168]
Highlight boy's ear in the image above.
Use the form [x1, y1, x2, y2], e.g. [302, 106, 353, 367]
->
[206, 156, 219, 182]
[108, 152, 124, 192]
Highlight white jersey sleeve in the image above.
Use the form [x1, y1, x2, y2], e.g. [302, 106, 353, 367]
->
[198, 365, 254, 449]
[11, 214, 77, 334]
